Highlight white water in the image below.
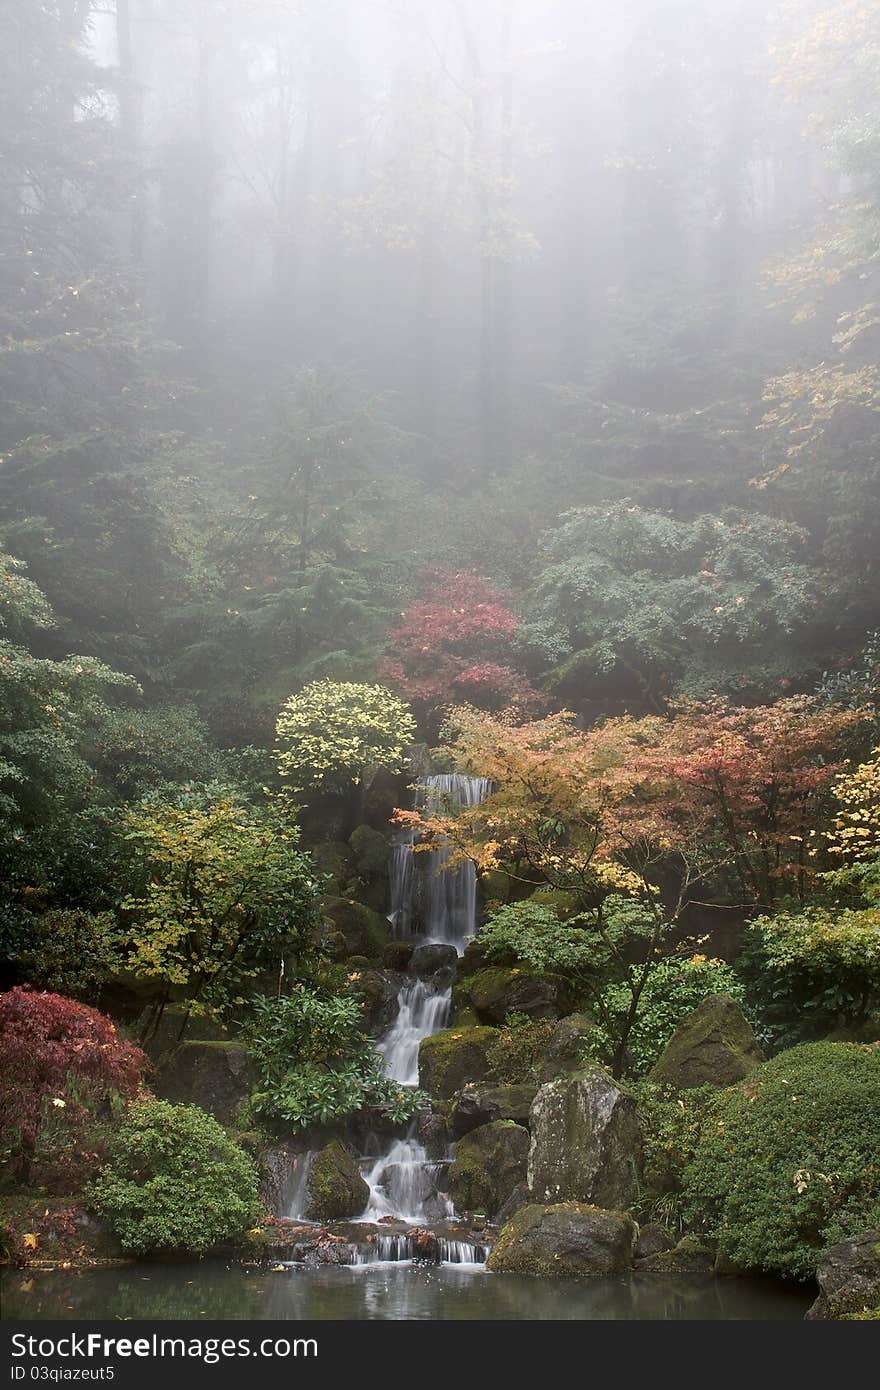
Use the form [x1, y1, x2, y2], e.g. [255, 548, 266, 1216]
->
[284, 1150, 316, 1221]
[359, 774, 492, 1235]
[352, 1233, 488, 1267]
[377, 978, 451, 1085]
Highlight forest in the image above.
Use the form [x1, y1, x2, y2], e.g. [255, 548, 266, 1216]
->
[1, 0, 879, 1327]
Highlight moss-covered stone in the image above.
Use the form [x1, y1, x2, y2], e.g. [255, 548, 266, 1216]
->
[448, 1121, 529, 1217]
[450, 1083, 538, 1137]
[319, 896, 391, 961]
[383, 941, 415, 971]
[648, 995, 763, 1089]
[454, 966, 564, 1024]
[418, 1025, 500, 1098]
[348, 824, 390, 877]
[153, 1040, 255, 1123]
[135, 1005, 231, 1061]
[539, 1012, 596, 1082]
[352, 967, 401, 1036]
[486, 1203, 637, 1278]
[305, 1141, 369, 1222]
[806, 1230, 880, 1319]
[0, 1195, 126, 1267]
[529, 1065, 643, 1210]
[311, 840, 357, 893]
[636, 1235, 714, 1275]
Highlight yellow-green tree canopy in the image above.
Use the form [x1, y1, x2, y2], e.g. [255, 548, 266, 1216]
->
[275, 680, 417, 792]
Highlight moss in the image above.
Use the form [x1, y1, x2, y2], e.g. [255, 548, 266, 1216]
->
[648, 995, 763, 1089]
[418, 1025, 499, 1098]
[320, 897, 390, 961]
[486, 1202, 637, 1278]
[305, 1140, 369, 1222]
[447, 1120, 529, 1216]
[455, 966, 563, 1025]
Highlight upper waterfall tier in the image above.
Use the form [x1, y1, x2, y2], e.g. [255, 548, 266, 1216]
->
[387, 772, 492, 953]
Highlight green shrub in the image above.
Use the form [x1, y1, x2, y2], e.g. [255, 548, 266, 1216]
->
[487, 1013, 556, 1084]
[683, 1042, 880, 1279]
[740, 907, 880, 1050]
[88, 1100, 261, 1254]
[18, 909, 122, 1002]
[247, 990, 422, 1128]
[631, 1080, 717, 1227]
[275, 680, 416, 793]
[587, 955, 746, 1076]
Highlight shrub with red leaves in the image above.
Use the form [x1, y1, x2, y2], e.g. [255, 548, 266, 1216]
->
[0, 987, 148, 1188]
[380, 570, 542, 726]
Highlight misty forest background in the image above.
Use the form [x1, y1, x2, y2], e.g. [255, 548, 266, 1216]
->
[4, 0, 880, 980]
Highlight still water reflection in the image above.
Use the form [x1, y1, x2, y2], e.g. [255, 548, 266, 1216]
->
[1, 1263, 811, 1321]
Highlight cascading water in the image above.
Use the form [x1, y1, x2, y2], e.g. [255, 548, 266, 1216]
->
[358, 774, 492, 1246]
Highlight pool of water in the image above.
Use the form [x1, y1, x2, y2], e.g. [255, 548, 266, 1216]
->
[1, 1262, 811, 1321]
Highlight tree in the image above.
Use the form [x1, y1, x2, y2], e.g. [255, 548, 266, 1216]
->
[380, 569, 541, 727]
[275, 680, 416, 794]
[0, 987, 148, 1187]
[122, 794, 318, 1032]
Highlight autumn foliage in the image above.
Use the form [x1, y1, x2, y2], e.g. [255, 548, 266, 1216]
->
[0, 988, 148, 1187]
[380, 570, 542, 722]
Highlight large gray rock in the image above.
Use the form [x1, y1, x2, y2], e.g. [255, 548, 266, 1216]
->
[153, 1040, 254, 1122]
[455, 966, 563, 1024]
[451, 1083, 538, 1138]
[528, 1065, 643, 1210]
[352, 967, 400, 1036]
[447, 1120, 530, 1218]
[487, 1203, 637, 1278]
[648, 995, 763, 1090]
[410, 943, 458, 979]
[806, 1230, 880, 1319]
[539, 1012, 596, 1082]
[305, 1141, 370, 1222]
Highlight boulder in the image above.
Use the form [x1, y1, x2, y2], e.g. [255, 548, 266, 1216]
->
[450, 1083, 538, 1138]
[528, 1066, 643, 1210]
[418, 1025, 500, 1099]
[539, 1012, 596, 1082]
[298, 795, 350, 846]
[320, 896, 390, 961]
[348, 824, 390, 878]
[636, 1235, 714, 1275]
[648, 995, 763, 1090]
[383, 941, 415, 971]
[362, 767, 407, 830]
[153, 1040, 254, 1123]
[310, 840, 357, 893]
[455, 966, 564, 1024]
[305, 1141, 370, 1222]
[494, 1182, 531, 1227]
[410, 942, 459, 980]
[416, 1110, 450, 1160]
[448, 1121, 530, 1217]
[487, 1203, 637, 1278]
[352, 967, 401, 1036]
[634, 1223, 676, 1261]
[806, 1230, 880, 1320]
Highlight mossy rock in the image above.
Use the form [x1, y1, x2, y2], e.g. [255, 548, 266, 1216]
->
[298, 795, 351, 846]
[450, 1083, 538, 1137]
[383, 940, 414, 970]
[487, 1203, 637, 1278]
[320, 896, 391, 961]
[153, 1040, 255, 1123]
[806, 1230, 880, 1319]
[0, 1195, 125, 1266]
[454, 966, 564, 1024]
[135, 1005, 230, 1061]
[636, 1235, 714, 1275]
[648, 995, 763, 1090]
[352, 967, 401, 1036]
[311, 840, 357, 893]
[529, 1065, 643, 1210]
[539, 1012, 596, 1082]
[418, 1025, 500, 1098]
[448, 1120, 529, 1217]
[457, 938, 492, 979]
[305, 1141, 369, 1222]
[348, 824, 390, 878]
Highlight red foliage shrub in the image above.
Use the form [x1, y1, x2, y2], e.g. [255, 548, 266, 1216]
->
[380, 570, 542, 721]
[0, 987, 149, 1188]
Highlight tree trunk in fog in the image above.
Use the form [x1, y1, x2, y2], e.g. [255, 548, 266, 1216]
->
[115, 0, 146, 263]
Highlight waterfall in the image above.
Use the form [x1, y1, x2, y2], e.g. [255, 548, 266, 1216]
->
[284, 1150, 316, 1221]
[358, 773, 491, 1231]
[377, 978, 451, 1085]
[388, 773, 492, 953]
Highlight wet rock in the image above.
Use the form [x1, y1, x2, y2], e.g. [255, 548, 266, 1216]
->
[636, 1235, 714, 1275]
[352, 967, 400, 1036]
[417, 1110, 450, 1160]
[450, 1083, 538, 1138]
[153, 1040, 254, 1123]
[418, 1025, 500, 1099]
[410, 942, 459, 979]
[362, 768, 407, 830]
[487, 1203, 637, 1278]
[319, 896, 390, 961]
[349, 824, 390, 877]
[494, 1182, 531, 1228]
[528, 1065, 643, 1210]
[806, 1230, 880, 1319]
[539, 1013, 596, 1082]
[634, 1223, 676, 1261]
[448, 1121, 530, 1218]
[305, 1140, 370, 1222]
[310, 840, 357, 893]
[383, 940, 414, 970]
[455, 966, 563, 1024]
[648, 996, 763, 1090]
